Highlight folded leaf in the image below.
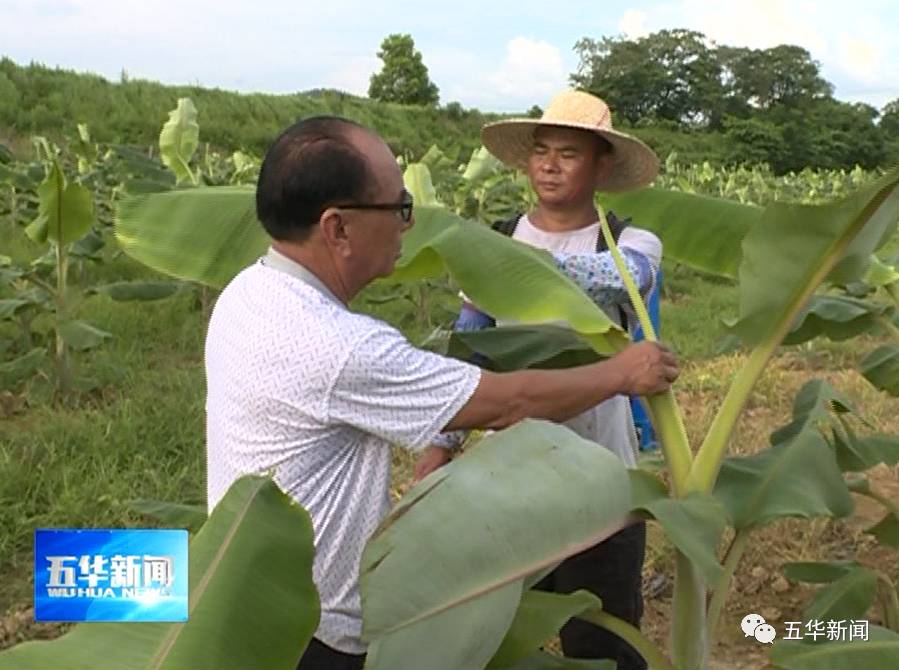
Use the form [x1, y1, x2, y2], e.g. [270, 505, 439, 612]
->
[361, 420, 632, 643]
[770, 626, 899, 670]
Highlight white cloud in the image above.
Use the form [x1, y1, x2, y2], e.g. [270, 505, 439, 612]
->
[426, 38, 571, 111]
[611, 0, 899, 108]
[488, 37, 569, 101]
[618, 10, 649, 39]
[678, 0, 827, 53]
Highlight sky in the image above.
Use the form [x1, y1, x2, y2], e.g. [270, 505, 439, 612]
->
[1, 0, 897, 113]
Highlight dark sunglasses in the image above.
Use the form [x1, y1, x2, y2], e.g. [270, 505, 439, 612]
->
[336, 191, 414, 223]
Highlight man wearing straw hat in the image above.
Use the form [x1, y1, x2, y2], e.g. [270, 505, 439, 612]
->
[420, 90, 662, 669]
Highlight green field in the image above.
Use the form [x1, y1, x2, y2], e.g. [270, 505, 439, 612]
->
[2, 97, 899, 668]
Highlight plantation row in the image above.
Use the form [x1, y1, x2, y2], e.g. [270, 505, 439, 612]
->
[2, 97, 899, 668]
[0, 96, 888, 398]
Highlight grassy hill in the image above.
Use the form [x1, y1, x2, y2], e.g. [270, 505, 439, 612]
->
[0, 58, 502, 161]
[0, 57, 730, 166]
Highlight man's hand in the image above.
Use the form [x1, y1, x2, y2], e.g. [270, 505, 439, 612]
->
[609, 341, 679, 396]
[413, 445, 453, 482]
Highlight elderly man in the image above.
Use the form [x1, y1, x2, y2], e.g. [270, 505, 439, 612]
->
[204, 115, 678, 670]
[420, 90, 663, 670]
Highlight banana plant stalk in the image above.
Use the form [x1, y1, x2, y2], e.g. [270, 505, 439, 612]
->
[598, 203, 703, 669]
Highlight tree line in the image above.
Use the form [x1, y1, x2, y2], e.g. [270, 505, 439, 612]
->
[570, 29, 898, 173]
[365, 30, 899, 174]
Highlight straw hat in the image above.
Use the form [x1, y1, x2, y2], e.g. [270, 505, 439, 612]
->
[481, 90, 659, 192]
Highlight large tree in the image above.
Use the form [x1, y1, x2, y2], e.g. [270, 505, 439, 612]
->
[368, 34, 439, 106]
[882, 98, 899, 137]
[571, 29, 724, 127]
[718, 44, 832, 112]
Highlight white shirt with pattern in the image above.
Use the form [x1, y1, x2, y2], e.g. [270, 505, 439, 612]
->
[205, 249, 482, 653]
[509, 215, 661, 467]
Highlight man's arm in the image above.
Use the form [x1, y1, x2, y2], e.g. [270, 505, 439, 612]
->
[553, 227, 661, 311]
[445, 340, 677, 431]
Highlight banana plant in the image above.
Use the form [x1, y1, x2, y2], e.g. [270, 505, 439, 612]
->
[0, 139, 180, 396]
[111, 154, 899, 668]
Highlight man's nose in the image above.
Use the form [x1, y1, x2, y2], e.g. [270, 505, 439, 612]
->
[539, 153, 560, 172]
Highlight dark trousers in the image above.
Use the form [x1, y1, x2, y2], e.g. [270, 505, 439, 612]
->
[296, 637, 366, 670]
[534, 522, 647, 670]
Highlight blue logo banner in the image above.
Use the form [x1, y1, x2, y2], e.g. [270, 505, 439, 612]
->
[34, 529, 188, 622]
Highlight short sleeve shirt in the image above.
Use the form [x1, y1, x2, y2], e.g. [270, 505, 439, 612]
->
[205, 253, 481, 653]
[509, 216, 662, 467]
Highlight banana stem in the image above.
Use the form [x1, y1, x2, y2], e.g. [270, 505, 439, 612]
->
[597, 204, 693, 494]
[707, 530, 751, 643]
[686, 341, 774, 493]
[672, 552, 708, 670]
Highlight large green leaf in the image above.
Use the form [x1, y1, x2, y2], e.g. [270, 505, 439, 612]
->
[714, 429, 854, 531]
[361, 420, 633, 653]
[159, 98, 199, 185]
[860, 344, 899, 396]
[364, 581, 523, 670]
[783, 295, 890, 345]
[115, 186, 267, 289]
[393, 209, 627, 354]
[448, 325, 601, 371]
[487, 590, 602, 669]
[734, 167, 899, 346]
[770, 626, 899, 670]
[26, 161, 95, 246]
[601, 187, 762, 279]
[0, 476, 319, 670]
[802, 565, 878, 622]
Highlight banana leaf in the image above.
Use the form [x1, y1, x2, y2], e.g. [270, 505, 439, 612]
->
[733, 167, 899, 346]
[360, 420, 633, 670]
[0, 476, 319, 670]
[602, 187, 762, 279]
[770, 626, 899, 670]
[713, 428, 853, 531]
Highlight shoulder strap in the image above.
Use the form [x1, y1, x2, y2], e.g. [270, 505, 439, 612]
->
[491, 213, 522, 237]
[594, 210, 630, 252]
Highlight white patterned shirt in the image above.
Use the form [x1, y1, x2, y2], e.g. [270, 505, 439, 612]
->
[205, 248, 482, 653]
[511, 216, 661, 466]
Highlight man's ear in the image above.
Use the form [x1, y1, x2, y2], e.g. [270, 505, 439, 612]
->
[595, 151, 615, 183]
[318, 208, 353, 258]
